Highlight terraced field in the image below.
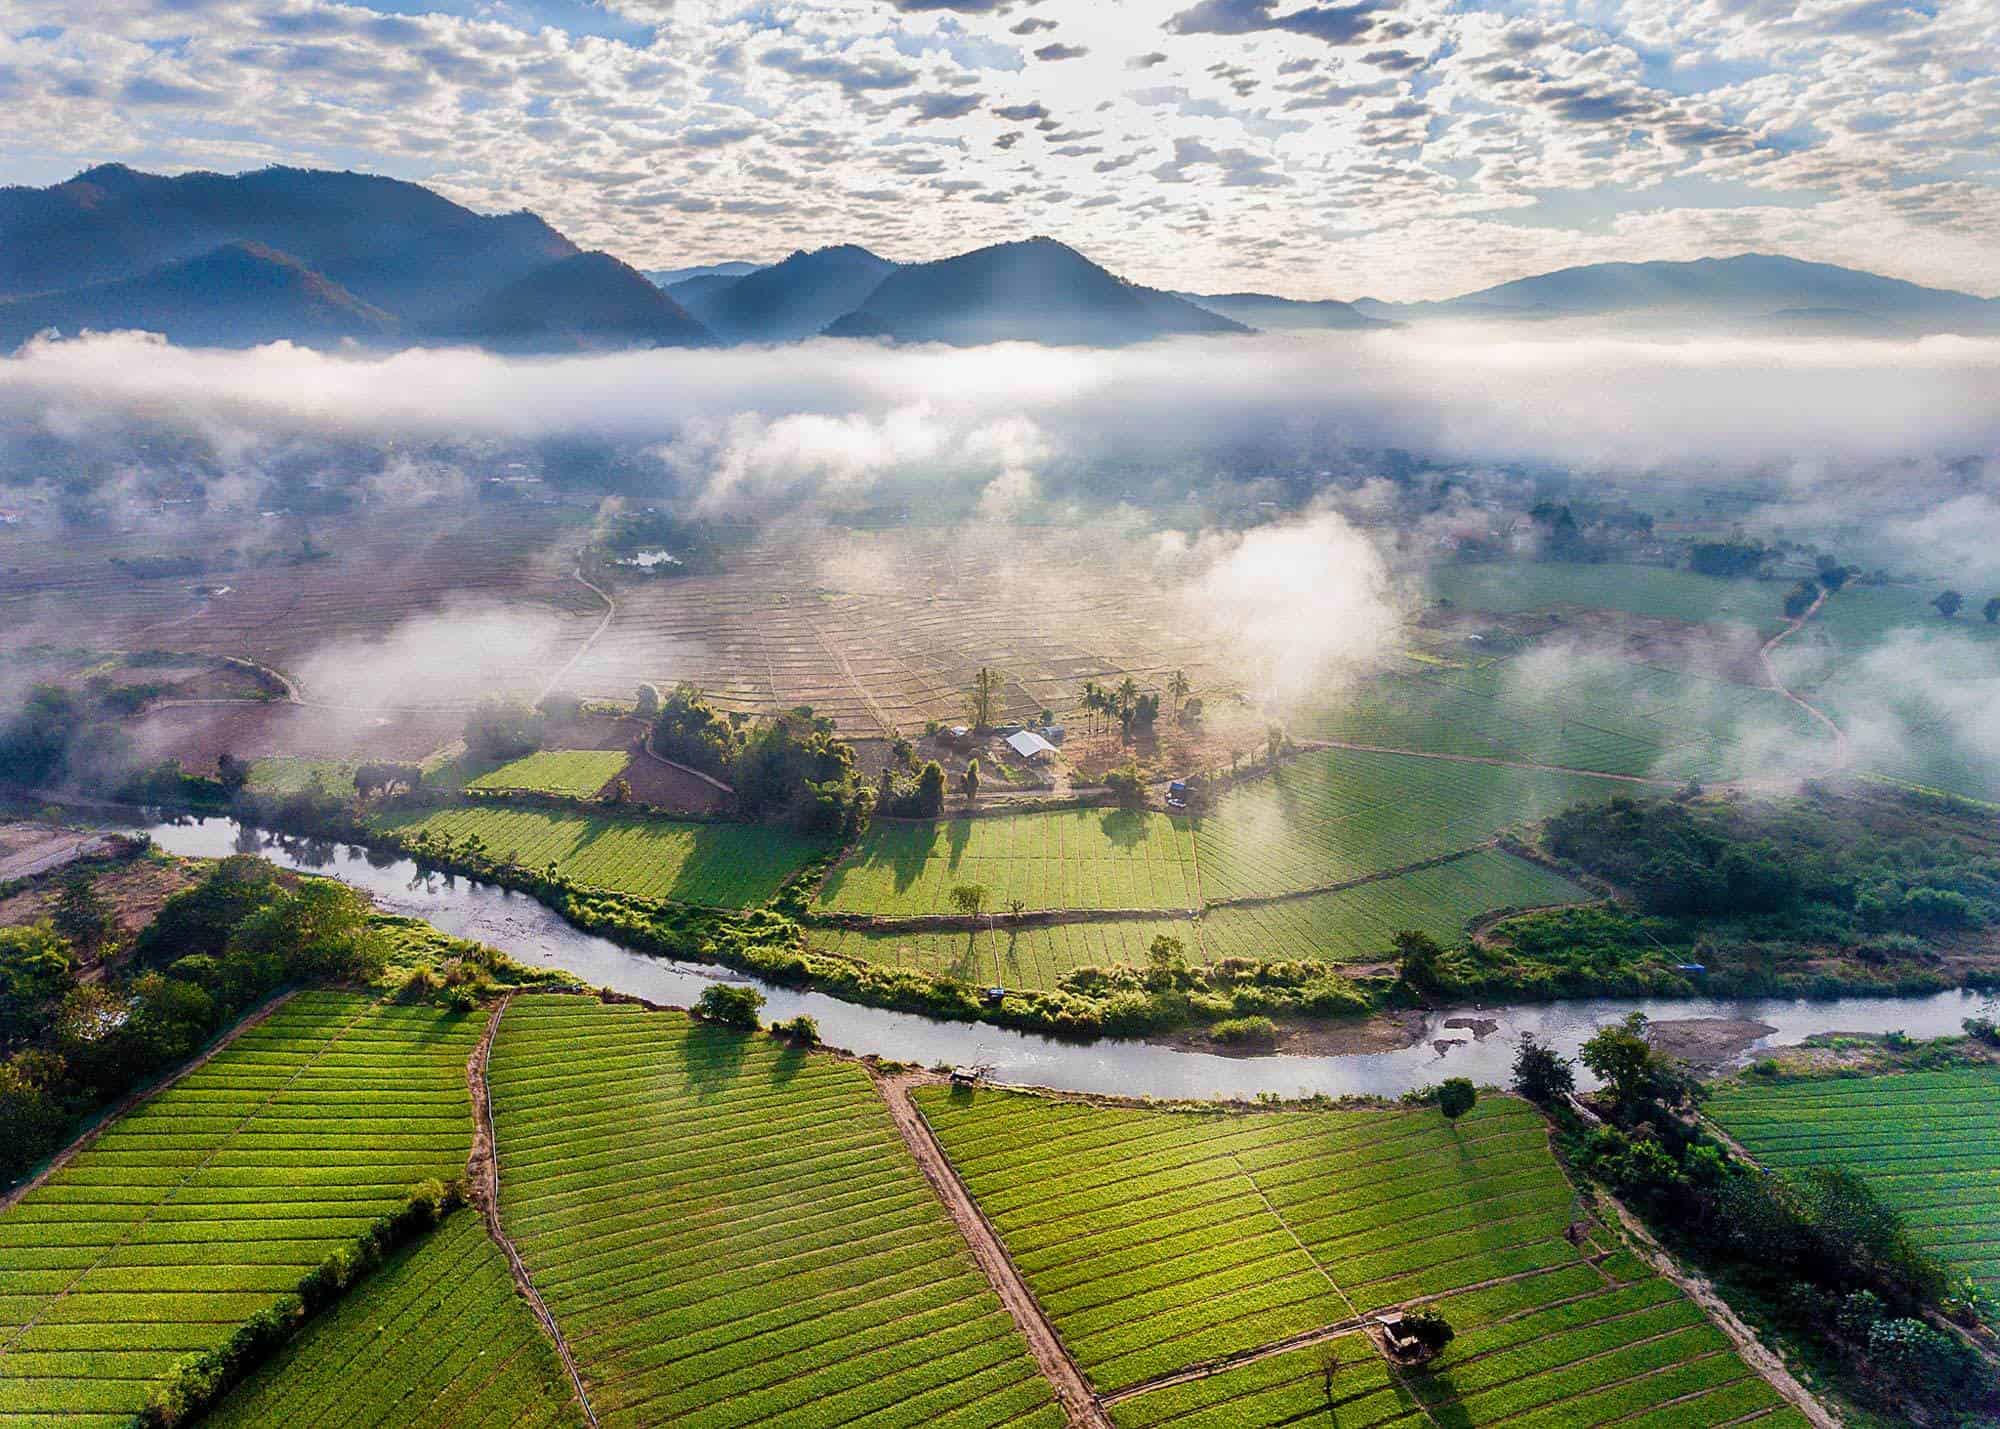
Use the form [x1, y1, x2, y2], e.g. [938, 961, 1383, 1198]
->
[375, 805, 828, 906]
[1707, 1068, 2000, 1301]
[486, 995, 1062, 1429]
[466, 750, 630, 799]
[1197, 849, 1591, 966]
[815, 808, 1200, 916]
[0, 991, 482, 1425]
[919, 1087, 1793, 1425]
[1305, 658, 1827, 783]
[206, 1211, 582, 1428]
[1192, 749, 1629, 901]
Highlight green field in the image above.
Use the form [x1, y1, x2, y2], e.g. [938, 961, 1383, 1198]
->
[246, 758, 357, 796]
[206, 1211, 582, 1428]
[1430, 561, 1788, 630]
[466, 750, 630, 799]
[1192, 748, 1629, 901]
[0, 991, 482, 1425]
[917, 1086, 1783, 1421]
[375, 805, 827, 906]
[1197, 849, 1591, 966]
[810, 917, 1196, 990]
[487, 995, 1061, 1429]
[1707, 1068, 2000, 1301]
[1305, 656, 1827, 783]
[814, 807, 1200, 916]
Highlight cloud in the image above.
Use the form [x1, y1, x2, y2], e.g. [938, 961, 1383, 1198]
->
[760, 46, 917, 93]
[1032, 43, 1090, 61]
[1167, 0, 1390, 45]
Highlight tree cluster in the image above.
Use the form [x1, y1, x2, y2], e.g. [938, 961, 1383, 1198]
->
[462, 697, 544, 762]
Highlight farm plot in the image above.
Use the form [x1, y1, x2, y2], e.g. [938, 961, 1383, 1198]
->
[1304, 656, 1827, 783]
[1192, 749, 1628, 902]
[486, 995, 1061, 1429]
[0, 991, 482, 1425]
[1198, 849, 1592, 965]
[814, 808, 1200, 916]
[810, 917, 1197, 991]
[205, 1211, 582, 1429]
[246, 757, 357, 797]
[920, 1087, 1787, 1422]
[466, 750, 629, 799]
[373, 805, 827, 907]
[1707, 1068, 2000, 1301]
[1429, 562, 1787, 631]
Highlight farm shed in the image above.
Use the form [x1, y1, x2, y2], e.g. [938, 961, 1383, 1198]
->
[1005, 730, 1057, 762]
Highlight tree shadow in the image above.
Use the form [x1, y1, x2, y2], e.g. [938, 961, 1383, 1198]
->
[944, 815, 973, 872]
[949, 928, 986, 984]
[678, 1020, 751, 1097]
[1098, 807, 1151, 851]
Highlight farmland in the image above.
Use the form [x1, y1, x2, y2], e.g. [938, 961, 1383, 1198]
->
[814, 807, 1201, 916]
[465, 750, 630, 799]
[485, 995, 1061, 1429]
[1191, 749, 1629, 901]
[1706, 1068, 2000, 1301]
[1196, 849, 1590, 966]
[206, 1211, 583, 1428]
[374, 804, 828, 906]
[246, 757, 358, 797]
[810, 917, 1198, 990]
[0, 991, 482, 1424]
[1430, 562, 1789, 630]
[916, 1086, 1787, 1422]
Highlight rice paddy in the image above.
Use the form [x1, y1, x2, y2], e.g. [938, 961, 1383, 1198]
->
[1429, 562, 1788, 630]
[485, 994, 1062, 1429]
[0, 991, 483, 1425]
[373, 804, 829, 907]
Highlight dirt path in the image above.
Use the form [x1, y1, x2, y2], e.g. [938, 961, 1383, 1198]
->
[540, 562, 618, 704]
[1602, 1195, 1838, 1429]
[1749, 589, 1850, 784]
[466, 994, 600, 1428]
[873, 1071, 1112, 1429]
[631, 740, 735, 795]
[0, 989, 297, 1212]
[0, 831, 115, 883]
[1302, 737, 1684, 787]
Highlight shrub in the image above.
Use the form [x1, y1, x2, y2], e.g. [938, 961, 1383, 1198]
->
[1510, 1033, 1575, 1102]
[1209, 1015, 1278, 1046]
[775, 1014, 820, 1045]
[1437, 1077, 1477, 1121]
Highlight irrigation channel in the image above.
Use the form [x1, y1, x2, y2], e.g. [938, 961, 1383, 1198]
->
[146, 817, 1997, 1101]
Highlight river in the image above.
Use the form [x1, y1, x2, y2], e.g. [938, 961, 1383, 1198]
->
[143, 818, 1996, 1100]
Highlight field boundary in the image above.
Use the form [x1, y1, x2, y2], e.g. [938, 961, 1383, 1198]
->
[875, 1071, 1111, 1429]
[467, 993, 600, 1429]
[0, 988, 297, 1212]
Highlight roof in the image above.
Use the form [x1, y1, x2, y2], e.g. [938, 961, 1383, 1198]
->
[1005, 730, 1056, 758]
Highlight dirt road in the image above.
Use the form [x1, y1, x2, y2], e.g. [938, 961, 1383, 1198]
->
[873, 1072, 1112, 1429]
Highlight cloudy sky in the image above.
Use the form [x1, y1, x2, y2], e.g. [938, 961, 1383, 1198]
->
[2, 0, 1996, 300]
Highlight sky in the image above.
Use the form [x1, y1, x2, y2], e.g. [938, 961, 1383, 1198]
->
[1, 0, 1996, 300]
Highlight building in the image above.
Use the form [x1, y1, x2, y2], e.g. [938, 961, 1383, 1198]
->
[1004, 730, 1056, 762]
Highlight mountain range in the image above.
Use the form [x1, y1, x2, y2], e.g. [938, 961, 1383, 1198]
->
[1, 163, 1994, 351]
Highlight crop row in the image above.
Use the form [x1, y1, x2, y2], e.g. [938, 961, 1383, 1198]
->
[465, 750, 631, 799]
[485, 995, 1061, 1429]
[1707, 1068, 2000, 1294]
[0, 991, 482, 1424]
[914, 1088, 1608, 1393]
[1190, 749, 1628, 902]
[810, 918, 1195, 991]
[373, 805, 828, 907]
[205, 1211, 582, 1428]
[815, 807, 1199, 916]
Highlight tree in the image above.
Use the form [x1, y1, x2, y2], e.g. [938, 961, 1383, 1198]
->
[970, 667, 1004, 731]
[949, 883, 989, 921]
[1400, 1308, 1455, 1364]
[1782, 578, 1819, 619]
[1984, 596, 2000, 625]
[215, 751, 251, 795]
[1006, 898, 1026, 921]
[1393, 930, 1446, 993]
[1579, 1012, 1699, 1117]
[463, 697, 543, 761]
[1316, 1345, 1342, 1405]
[1167, 669, 1191, 718]
[51, 875, 115, 959]
[634, 683, 662, 718]
[1815, 554, 1852, 591]
[604, 778, 632, 806]
[962, 759, 980, 802]
[1932, 589, 1964, 619]
[1265, 725, 1285, 764]
[1437, 1077, 1476, 1122]
[0, 924, 73, 1045]
[776, 1014, 819, 1044]
[1511, 1033, 1575, 1103]
[694, 983, 764, 1029]
[915, 761, 947, 817]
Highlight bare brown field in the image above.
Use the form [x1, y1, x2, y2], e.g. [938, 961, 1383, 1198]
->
[0, 853, 199, 942]
[125, 701, 462, 766]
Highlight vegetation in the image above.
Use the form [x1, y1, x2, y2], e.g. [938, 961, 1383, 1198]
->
[463, 696, 545, 762]
[466, 749, 628, 799]
[486, 996, 1062, 1426]
[692, 981, 764, 1028]
[0, 991, 482, 1421]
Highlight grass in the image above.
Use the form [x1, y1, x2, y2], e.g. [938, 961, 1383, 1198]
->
[1191, 748, 1630, 901]
[245, 758, 357, 797]
[373, 805, 828, 907]
[1304, 656, 1827, 783]
[814, 808, 1200, 916]
[465, 750, 630, 800]
[0, 991, 483, 1425]
[919, 1086, 1792, 1426]
[205, 1211, 583, 1428]
[1429, 561, 1789, 631]
[486, 995, 1062, 1429]
[1707, 1067, 2000, 1302]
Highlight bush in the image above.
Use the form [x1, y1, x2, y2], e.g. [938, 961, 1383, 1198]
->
[694, 983, 765, 1029]
[1436, 1077, 1477, 1121]
[775, 1014, 820, 1045]
[1209, 1015, 1278, 1046]
[1511, 1033, 1575, 1103]
[463, 697, 544, 762]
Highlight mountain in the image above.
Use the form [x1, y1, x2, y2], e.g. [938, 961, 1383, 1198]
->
[0, 241, 396, 349]
[678, 245, 896, 344]
[431, 251, 712, 352]
[644, 260, 765, 288]
[823, 237, 1248, 346]
[1178, 291, 1388, 332]
[1360, 254, 2000, 333]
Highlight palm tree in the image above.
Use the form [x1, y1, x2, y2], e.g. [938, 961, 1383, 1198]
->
[1167, 669, 1191, 719]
